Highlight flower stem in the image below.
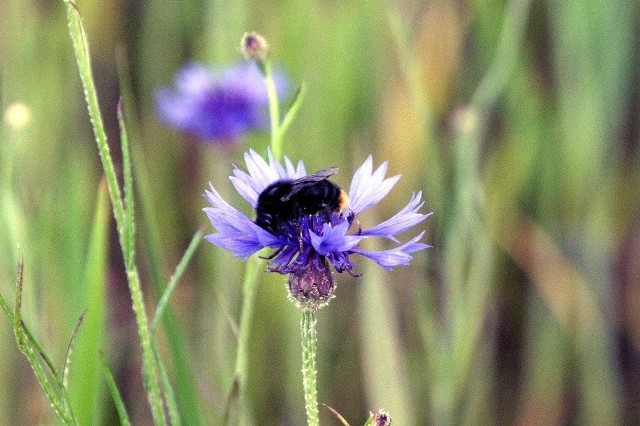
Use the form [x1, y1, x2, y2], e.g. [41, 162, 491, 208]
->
[259, 59, 283, 159]
[224, 256, 261, 424]
[263, 62, 282, 155]
[301, 310, 319, 426]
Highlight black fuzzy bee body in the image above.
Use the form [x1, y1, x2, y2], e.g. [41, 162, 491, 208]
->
[255, 168, 348, 234]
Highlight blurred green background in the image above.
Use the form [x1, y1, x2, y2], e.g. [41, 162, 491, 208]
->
[2, 0, 640, 424]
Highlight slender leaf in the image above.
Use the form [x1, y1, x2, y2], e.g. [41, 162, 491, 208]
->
[323, 404, 350, 426]
[115, 44, 202, 425]
[118, 98, 136, 269]
[13, 260, 23, 343]
[279, 83, 307, 140]
[154, 346, 182, 426]
[151, 228, 204, 332]
[99, 352, 132, 426]
[63, 2, 166, 423]
[62, 308, 88, 388]
[223, 256, 261, 425]
[68, 180, 110, 424]
[7, 262, 77, 424]
[1, 282, 63, 384]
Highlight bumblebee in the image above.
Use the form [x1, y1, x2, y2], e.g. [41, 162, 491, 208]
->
[254, 168, 349, 234]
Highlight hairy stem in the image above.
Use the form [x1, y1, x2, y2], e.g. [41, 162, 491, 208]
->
[301, 310, 319, 426]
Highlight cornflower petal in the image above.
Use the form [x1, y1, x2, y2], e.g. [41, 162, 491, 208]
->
[204, 183, 280, 258]
[348, 156, 400, 214]
[204, 234, 262, 259]
[360, 192, 432, 241]
[229, 172, 261, 207]
[310, 220, 363, 255]
[267, 149, 288, 179]
[352, 232, 429, 270]
[231, 148, 303, 206]
[244, 149, 276, 186]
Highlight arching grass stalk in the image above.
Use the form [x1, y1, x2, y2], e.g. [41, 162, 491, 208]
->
[439, 0, 534, 423]
[63, 2, 166, 424]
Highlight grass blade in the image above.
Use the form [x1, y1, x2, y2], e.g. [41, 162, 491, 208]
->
[62, 309, 88, 388]
[99, 352, 132, 426]
[132, 138, 202, 424]
[63, 2, 166, 423]
[67, 178, 110, 424]
[13, 260, 24, 342]
[118, 98, 136, 269]
[151, 228, 204, 333]
[1, 274, 63, 384]
[279, 83, 307, 139]
[323, 404, 350, 426]
[6, 262, 77, 424]
[115, 44, 203, 423]
[62, 0, 124, 226]
[223, 256, 261, 425]
[154, 346, 182, 426]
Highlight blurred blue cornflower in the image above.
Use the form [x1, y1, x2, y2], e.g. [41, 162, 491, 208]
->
[203, 150, 431, 308]
[155, 62, 288, 143]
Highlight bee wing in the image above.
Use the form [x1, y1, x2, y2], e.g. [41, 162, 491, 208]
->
[299, 167, 338, 182]
[282, 167, 338, 200]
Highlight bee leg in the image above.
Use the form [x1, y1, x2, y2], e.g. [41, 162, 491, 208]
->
[260, 246, 284, 260]
[346, 268, 362, 278]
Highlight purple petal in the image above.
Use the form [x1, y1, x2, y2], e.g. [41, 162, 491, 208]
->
[231, 148, 305, 206]
[352, 232, 429, 270]
[348, 156, 400, 214]
[309, 220, 363, 255]
[203, 182, 280, 258]
[360, 193, 431, 241]
[205, 234, 264, 259]
[174, 62, 216, 94]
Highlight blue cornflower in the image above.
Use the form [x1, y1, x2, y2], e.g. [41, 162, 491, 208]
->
[155, 62, 288, 143]
[203, 150, 431, 308]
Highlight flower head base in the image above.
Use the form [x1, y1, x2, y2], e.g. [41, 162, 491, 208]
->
[288, 257, 335, 309]
[203, 150, 431, 310]
[155, 62, 288, 143]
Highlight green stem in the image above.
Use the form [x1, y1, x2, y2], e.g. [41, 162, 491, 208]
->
[235, 257, 260, 387]
[224, 256, 261, 424]
[279, 84, 307, 141]
[469, 0, 533, 111]
[261, 61, 282, 159]
[126, 268, 167, 424]
[301, 310, 319, 426]
[223, 41, 289, 424]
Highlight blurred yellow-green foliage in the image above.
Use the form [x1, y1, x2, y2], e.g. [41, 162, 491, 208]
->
[2, 0, 640, 424]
